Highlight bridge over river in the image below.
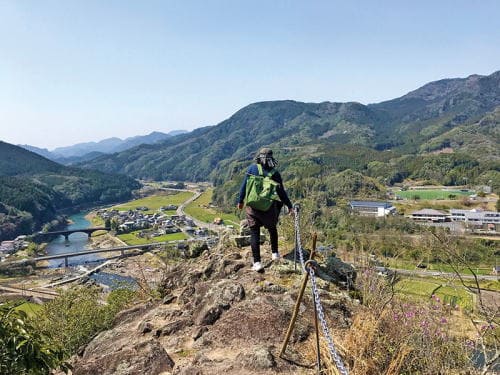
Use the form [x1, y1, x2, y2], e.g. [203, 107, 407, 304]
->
[35, 227, 111, 241]
[13, 238, 208, 268]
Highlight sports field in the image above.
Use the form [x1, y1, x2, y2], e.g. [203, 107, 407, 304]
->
[396, 189, 473, 200]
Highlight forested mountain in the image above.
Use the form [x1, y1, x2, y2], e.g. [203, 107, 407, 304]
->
[0, 141, 140, 240]
[420, 107, 500, 161]
[80, 71, 499, 192]
[369, 71, 500, 151]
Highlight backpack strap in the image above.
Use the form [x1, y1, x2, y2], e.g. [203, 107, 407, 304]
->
[256, 163, 275, 177]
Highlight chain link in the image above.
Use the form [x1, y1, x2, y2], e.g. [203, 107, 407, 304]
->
[309, 266, 349, 375]
[293, 206, 306, 271]
[293, 206, 349, 375]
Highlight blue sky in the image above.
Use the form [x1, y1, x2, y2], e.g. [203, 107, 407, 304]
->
[0, 0, 499, 149]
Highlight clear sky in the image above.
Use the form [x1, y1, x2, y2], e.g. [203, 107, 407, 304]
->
[0, 0, 499, 149]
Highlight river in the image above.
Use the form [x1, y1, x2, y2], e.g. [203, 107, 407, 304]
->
[45, 212, 102, 268]
[45, 211, 136, 288]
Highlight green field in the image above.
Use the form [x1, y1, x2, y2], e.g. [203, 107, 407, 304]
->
[111, 192, 194, 214]
[395, 278, 474, 310]
[395, 279, 441, 297]
[185, 189, 241, 227]
[118, 230, 188, 245]
[433, 285, 474, 311]
[396, 189, 473, 200]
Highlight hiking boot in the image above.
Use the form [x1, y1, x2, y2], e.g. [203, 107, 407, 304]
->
[272, 252, 280, 261]
[252, 262, 264, 272]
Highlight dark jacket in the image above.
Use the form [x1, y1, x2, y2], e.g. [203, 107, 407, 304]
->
[238, 163, 293, 210]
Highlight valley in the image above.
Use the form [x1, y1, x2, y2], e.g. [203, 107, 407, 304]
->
[1, 70, 499, 374]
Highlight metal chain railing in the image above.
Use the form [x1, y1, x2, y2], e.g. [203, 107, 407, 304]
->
[293, 205, 306, 271]
[293, 205, 349, 375]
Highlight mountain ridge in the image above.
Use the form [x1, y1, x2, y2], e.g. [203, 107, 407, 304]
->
[80, 71, 499, 184]
[19, 130, 189, 164]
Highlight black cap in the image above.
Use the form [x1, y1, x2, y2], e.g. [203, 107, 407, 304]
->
[257, 147, 273, 157]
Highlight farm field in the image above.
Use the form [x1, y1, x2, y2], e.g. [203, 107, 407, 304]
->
[395, 278, 475, 311]
[395, 278, 441, 297]
[434, 285, 474, 311]
[117, 230, 187, 245]
[184, 188, 241, 227]
[111, 191, 194, 214]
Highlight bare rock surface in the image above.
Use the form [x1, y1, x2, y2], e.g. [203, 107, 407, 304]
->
[67, 245, 350, 374]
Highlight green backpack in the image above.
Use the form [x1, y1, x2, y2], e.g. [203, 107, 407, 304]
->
[245, 164, 281, 211]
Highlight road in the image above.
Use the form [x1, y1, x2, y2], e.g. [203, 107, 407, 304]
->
[172, 189, 227, 231]
[392, 267, 499, 281]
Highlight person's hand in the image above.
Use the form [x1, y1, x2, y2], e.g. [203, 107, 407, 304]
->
[237, 202, 244, 210]
[288, 207, 295, 217]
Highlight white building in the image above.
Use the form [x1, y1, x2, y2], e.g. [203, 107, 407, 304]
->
[450, 209, 500, 231]
[349, 201, 396, 217]
[409, 209, 450, 222]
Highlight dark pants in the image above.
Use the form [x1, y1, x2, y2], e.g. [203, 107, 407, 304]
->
[246, 203, 281, 263]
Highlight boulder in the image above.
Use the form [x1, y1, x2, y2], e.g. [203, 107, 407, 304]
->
[74, 337, 174, 375]
[137, 320, 153, 334]
[156, 319, 192, 336]
[162, 294, 176, 304]
[237, 345, 276, 370]
[193, 280, 245, 326]
[319, 253, 357, 288]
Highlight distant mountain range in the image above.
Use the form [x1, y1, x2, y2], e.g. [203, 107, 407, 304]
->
[0, 141, 140, 240]
[79, 71, 500, 183]
[19, 130, 189, 165]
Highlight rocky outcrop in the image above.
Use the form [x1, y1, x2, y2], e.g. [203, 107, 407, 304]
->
[73, 331, 174, 375]
[68, 245, 352, 374]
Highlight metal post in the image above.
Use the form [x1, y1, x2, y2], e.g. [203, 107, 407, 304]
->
[280, 232, 317, 359]
[64, 256, 68, 268]
[279, 267, 310, 358]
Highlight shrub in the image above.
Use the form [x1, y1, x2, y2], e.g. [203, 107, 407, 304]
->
[35, 286, 135, 354]
[0, 302, 69, 374]
[341, 268, 471, 374]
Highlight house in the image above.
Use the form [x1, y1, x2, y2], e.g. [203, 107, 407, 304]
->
[409, 209, 450, 222]
[160, 205, 178, 211]
[349, 201, 396, 217]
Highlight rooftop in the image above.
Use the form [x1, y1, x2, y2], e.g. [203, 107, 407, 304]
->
[411, 209, 448, 216]
[349, 201, 393, 209]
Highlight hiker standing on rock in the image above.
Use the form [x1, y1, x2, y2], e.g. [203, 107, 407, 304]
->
[237, 148, 293, 272]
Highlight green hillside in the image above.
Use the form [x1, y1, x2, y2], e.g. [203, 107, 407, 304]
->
[420, 106, 500, 161]
[80, 71, 499, 189]
[0, 142, 140, 240]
